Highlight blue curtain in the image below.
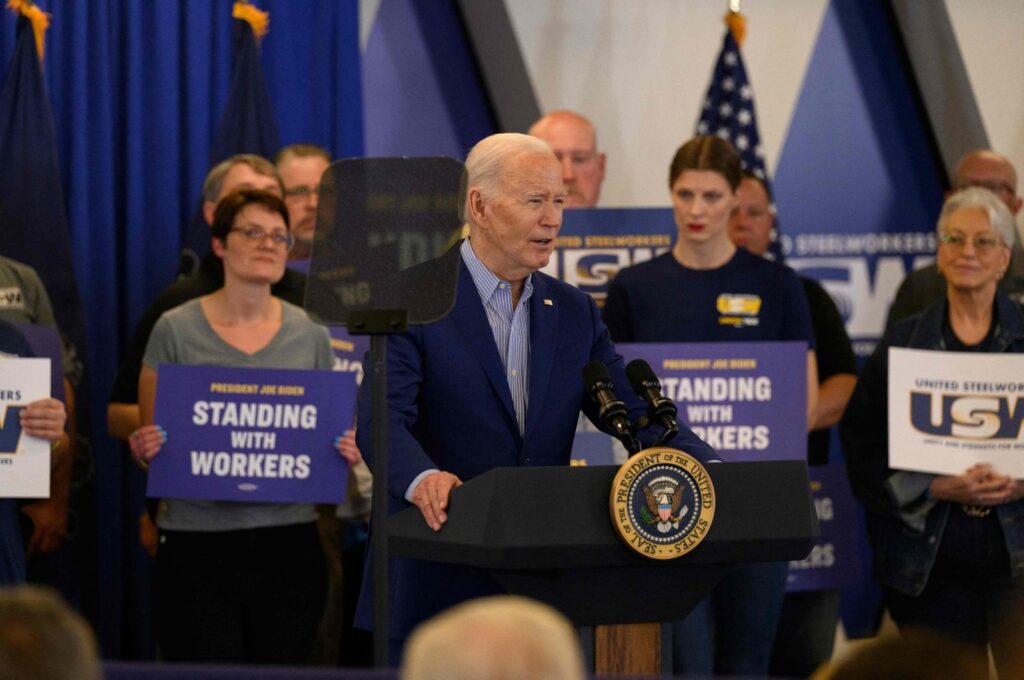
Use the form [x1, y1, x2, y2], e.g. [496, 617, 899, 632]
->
[0, 0, 363, 658]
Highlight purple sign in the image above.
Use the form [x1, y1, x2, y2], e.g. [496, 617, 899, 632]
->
[328, 326, 369, 386]
[148, 364, 356, 503]
[786, 464, 860, 591]
[617, 342, 807, 462]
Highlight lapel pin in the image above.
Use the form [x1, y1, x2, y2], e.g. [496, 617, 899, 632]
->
[544, 299, 553, 306]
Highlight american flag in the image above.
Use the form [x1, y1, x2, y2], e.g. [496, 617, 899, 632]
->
[696, 28, 783, 259]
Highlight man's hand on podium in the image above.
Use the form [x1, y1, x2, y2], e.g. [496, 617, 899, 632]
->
[412, 471, 463, 531]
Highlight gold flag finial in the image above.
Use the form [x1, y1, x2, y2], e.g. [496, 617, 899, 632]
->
[6, 0, 50, 60]
[725, 9, 746, 47]
[232, 1, 270, 40]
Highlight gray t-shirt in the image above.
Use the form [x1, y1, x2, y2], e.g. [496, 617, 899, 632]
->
[143, 297, 333, 531]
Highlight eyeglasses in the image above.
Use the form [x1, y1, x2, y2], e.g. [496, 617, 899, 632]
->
[230, 225, 296, 251]
[284, 185, 318, 201]
[955, 179, 1016, 200]
[938, 232, 1004, 252]
[552, 151, 599, 168]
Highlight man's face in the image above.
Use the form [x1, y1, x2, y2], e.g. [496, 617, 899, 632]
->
[471, 151, 565, 282]
[279, 155, 330, 245]
[529, 116, 605, 208]
[728, 177, 774, 256]
[203, 163, 282, 224]
[954, 154, 1022, 216]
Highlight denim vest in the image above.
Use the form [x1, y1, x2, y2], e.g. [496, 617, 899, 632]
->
[852, 293, 1024, 596]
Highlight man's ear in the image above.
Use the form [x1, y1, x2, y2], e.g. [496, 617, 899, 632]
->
[466, 188, 488, 226]
[211, 236, 225, 258]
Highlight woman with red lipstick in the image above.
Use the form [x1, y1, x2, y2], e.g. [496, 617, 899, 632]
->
[603, 135, 818, 676]
[841, 188, 1024, 677]
[127, 189, 360, 665]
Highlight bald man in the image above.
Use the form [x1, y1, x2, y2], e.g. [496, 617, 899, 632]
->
[887, 150, 1024, 327]
[528, 110, 606, 208]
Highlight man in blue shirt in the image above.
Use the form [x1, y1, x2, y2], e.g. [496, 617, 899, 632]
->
[355, 132, 714, 655]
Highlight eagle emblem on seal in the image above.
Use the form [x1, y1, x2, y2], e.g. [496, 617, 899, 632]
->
[641, 475, 689, 533]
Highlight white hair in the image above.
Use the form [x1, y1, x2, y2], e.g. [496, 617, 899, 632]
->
[938, 187, 1016, 246]
[401, 596, 585, 680]
[461, 133, 555, 222]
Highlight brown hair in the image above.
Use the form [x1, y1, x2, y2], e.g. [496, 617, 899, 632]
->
[210, 188, 290, 243]
[669, 136, 742, 190]
[274, 143, 333, 166]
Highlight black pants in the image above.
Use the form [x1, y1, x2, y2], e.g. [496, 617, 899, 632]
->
[155, 522, 327, 664]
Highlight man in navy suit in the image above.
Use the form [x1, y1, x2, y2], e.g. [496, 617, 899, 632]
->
[355, 133, 714, 656]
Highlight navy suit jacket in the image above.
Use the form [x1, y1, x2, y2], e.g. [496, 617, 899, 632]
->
[355, 244, 714, 638]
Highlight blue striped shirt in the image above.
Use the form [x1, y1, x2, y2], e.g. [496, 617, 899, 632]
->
[461, 238, 533, 436]
[403, 240, 536, 502]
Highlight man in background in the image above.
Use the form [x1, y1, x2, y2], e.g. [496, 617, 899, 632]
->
[528, 110, 606, 208]
[728, 171, 858, 677]
[276, 143, 332, 263]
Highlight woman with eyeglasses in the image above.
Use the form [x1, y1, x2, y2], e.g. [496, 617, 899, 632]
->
[128, 188, 358, 664]
[841, 187, 1024, 676]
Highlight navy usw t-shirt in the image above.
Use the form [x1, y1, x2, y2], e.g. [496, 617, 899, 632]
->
[603, 248, 815, 346]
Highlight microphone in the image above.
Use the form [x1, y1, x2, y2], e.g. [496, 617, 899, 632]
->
[582, 361, 640, 454]
[625, 359, 679, 446]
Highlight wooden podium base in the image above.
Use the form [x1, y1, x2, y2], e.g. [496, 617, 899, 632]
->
[595, 623, 661, 675]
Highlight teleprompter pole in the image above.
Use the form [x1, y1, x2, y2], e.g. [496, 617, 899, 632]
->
[349, 309, 408, 668]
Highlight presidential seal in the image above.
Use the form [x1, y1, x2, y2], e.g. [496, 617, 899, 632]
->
[610, 447, 715, 560]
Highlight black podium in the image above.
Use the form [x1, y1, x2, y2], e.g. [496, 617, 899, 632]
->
[388, 460, 819, 674]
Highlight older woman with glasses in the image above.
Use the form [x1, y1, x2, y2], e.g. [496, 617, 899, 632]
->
[842, 187, 1024, 676]
[128, 188, 358, 665]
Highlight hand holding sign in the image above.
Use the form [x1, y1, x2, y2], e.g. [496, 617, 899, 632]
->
[335, 429, 361, 466]
[20, 398, 66, 442]
[129, 424, 167, 467]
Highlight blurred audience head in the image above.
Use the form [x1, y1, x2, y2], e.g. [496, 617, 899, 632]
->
[529, 110, 606, 208]
[401, 596, 585, 680]
[275, 144, 333, 252]
[0, 586, 101, 680]
[953, 150, 1021, 217]
[811, 629, 986, 680]
[728, 170, 776, 256]
[201, 154, 283, 225]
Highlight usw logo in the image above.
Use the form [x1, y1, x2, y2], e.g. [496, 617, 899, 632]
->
[910, 393, 1024, 440]
[0, 405, 26, 454]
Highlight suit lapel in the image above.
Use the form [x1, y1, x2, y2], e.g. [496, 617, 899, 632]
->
[450, 258, 519, 427]
[525, 275, 558, 437]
